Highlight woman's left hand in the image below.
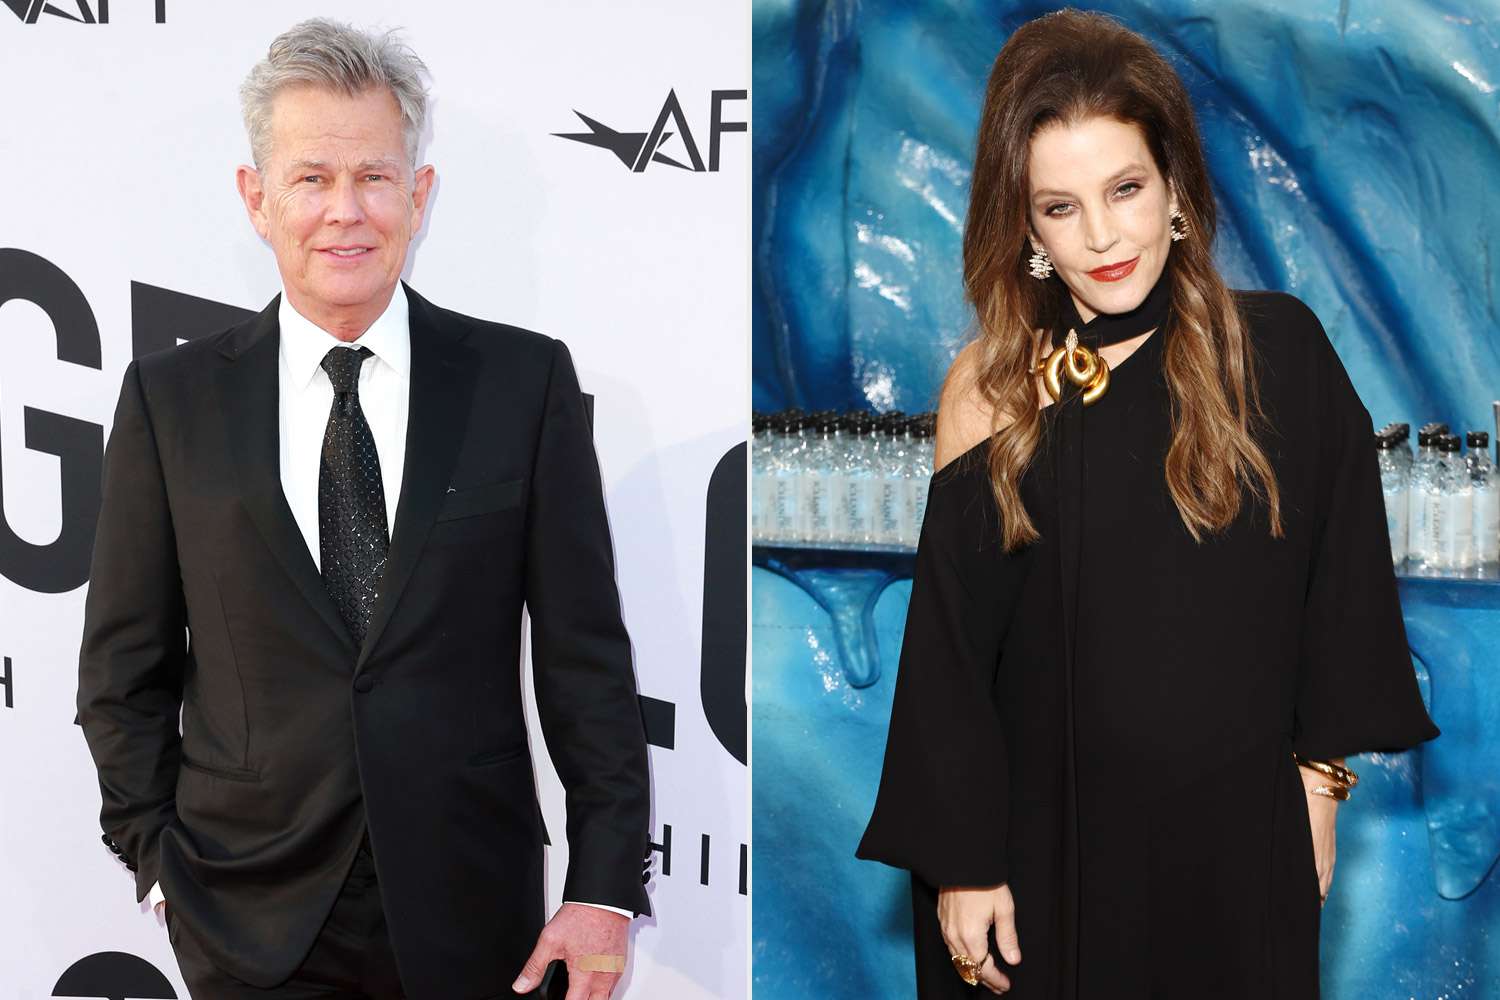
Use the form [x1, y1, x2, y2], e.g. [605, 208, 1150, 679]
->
[1299, 765, 1340, 906]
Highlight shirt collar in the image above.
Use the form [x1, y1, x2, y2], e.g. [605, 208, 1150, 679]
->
[278, 284, 412, 390]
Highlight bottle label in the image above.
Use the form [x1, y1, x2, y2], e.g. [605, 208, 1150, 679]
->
[878, 481, 902, 543]
[844, 477, 875, 541]
[1476, 488, 1500, 563]
[1426, 488, 1446, 571]
[1446, 492, 1474, 569]
[752, 473, 771, 541]
[773, 475, 800, 541]
[1408, 483, 1428, 560]
[905, 479, 929, 546]
[807, 476, 831, 538]
[1383, 486, 1408, 565]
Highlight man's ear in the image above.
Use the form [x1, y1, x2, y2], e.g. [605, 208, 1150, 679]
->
[235, 165, 270, 241]
[410, 163, 436, 232]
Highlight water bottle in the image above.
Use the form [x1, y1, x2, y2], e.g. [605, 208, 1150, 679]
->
[1437, 434, 1474, 574]
[770, 411, 806, 542]
[876, 413, 909, 546]
[1384, 422, 1413, 473]
[1376, 430, 1408, 568]
[751, 414, 773, 542]
[904, 414, 935, 544]
[841, 412, 877, 544]
[1407, 426, 1444, 572]
[1468, 430, 1499, 577]
[803, 412, 841, 543]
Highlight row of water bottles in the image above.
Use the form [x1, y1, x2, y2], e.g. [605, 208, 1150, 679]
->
[1377, 420, 1499, 577]
[752, 409, 936, 548]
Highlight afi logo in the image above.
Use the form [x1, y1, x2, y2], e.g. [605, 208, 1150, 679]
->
[3, 0, 165, 22]
[555, 89, 746, 173]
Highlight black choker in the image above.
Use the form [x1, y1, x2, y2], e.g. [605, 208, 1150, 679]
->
[1035, 261, 1172, 406]
[1056, 259, 1173, 349]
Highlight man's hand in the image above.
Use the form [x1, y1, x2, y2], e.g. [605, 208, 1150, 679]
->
[938, 883, 1021, 995]
[512, 902, 629, 998]
[1298, 762, 1341, 906]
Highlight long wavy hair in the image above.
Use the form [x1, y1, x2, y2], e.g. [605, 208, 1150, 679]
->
[959, 8, 1283, 551]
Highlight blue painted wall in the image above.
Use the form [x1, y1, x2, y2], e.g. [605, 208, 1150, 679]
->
[751, 3, 1500, 997]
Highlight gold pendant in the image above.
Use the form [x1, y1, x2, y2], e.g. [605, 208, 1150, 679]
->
[1038, 329, 1110, 405]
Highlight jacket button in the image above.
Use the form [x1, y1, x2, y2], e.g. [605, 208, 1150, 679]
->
[354, 676, 375, 693]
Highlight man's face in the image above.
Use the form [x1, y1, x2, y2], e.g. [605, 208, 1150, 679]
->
[1025, 115, 1177, 325]
[237, 84, 434, 322]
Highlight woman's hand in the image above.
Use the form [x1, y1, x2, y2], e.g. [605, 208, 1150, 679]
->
[1298, 764, 1340, 906]
[937, 883, 1021, 994]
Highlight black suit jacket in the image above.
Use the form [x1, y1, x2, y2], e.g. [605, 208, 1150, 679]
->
[76, 284, 652, 998]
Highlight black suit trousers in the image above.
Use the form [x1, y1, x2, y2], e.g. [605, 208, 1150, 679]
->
[168, 831, 406, 999]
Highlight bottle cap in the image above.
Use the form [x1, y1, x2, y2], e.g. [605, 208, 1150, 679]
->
[1467, 430, 1489, 449]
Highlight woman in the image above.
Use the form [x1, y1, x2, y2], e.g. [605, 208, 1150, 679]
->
[855, 9, 1439, 999]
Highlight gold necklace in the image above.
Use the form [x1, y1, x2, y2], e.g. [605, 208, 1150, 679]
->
[1032, 329, 1111, 406]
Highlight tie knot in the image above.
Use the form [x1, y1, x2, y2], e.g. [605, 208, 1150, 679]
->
[321, 345, 372, 394]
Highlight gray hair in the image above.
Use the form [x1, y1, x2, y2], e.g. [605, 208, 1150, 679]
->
[240, 18, 430, 170]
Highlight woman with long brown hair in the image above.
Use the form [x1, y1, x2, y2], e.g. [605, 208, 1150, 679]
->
[856, 9, 1438, 998]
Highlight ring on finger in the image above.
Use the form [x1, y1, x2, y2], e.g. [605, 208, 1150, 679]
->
[951, 952, 982, 986]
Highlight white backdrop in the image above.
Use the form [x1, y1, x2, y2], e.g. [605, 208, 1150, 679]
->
[0, 2, 748, 997]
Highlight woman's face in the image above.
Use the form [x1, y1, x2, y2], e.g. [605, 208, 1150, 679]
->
[1025, 115, 1178, 325]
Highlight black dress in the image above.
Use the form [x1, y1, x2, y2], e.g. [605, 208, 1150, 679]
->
[856, 288, 1441, 999]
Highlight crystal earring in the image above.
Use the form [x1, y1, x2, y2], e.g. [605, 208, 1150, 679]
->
[1170, 208, 1190, 242]
[1028, 241, 1054, 279]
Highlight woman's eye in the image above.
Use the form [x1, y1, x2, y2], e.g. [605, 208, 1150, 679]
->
[1045, 182, 1141, 217]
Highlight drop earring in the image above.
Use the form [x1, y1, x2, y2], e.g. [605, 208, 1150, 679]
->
[1170, 208, 1190, 242]
[1028, 241, 1054, 279]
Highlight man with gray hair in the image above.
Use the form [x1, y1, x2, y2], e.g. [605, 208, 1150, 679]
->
[77, 18, 651, 999]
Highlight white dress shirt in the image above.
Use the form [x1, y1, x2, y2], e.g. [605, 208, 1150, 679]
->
[148, 286, 631, 920]
[278, 283, 410, 567]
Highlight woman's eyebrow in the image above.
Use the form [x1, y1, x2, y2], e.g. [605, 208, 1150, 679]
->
[1032, 163, 1147, 200]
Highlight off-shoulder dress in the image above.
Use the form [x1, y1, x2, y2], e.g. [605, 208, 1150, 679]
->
[856, 290, 1440, 999]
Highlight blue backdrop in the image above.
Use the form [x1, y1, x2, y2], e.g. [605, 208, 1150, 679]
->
[751, 2, 1500, 997]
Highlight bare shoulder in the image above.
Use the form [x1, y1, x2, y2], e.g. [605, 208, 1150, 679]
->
[935, 340, 1006, 472]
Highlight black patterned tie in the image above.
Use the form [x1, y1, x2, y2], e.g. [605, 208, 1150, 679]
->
[318, 345, 389, 647]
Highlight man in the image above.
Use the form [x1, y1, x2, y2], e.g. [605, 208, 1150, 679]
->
[76, 18, 651, 999]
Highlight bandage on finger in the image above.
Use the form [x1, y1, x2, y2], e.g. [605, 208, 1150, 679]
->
[575, 954, 626, 974]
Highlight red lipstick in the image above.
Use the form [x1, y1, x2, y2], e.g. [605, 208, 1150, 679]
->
[1087, 255, 1139, 282]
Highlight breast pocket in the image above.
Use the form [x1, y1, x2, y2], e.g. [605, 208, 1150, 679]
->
[428, 478, 526, 544]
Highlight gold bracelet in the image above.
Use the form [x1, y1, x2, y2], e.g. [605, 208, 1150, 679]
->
[1292, 753, 1359, 789]
[1308, 784, 1351, 801]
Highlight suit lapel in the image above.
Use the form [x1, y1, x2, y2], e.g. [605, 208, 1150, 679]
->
[355, 284, 478, 673]
[215, 297, 355, 655]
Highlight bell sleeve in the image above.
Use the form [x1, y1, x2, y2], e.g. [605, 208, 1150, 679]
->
[1288, 296, 1441, 761]
[856, 451, 1025, 888]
